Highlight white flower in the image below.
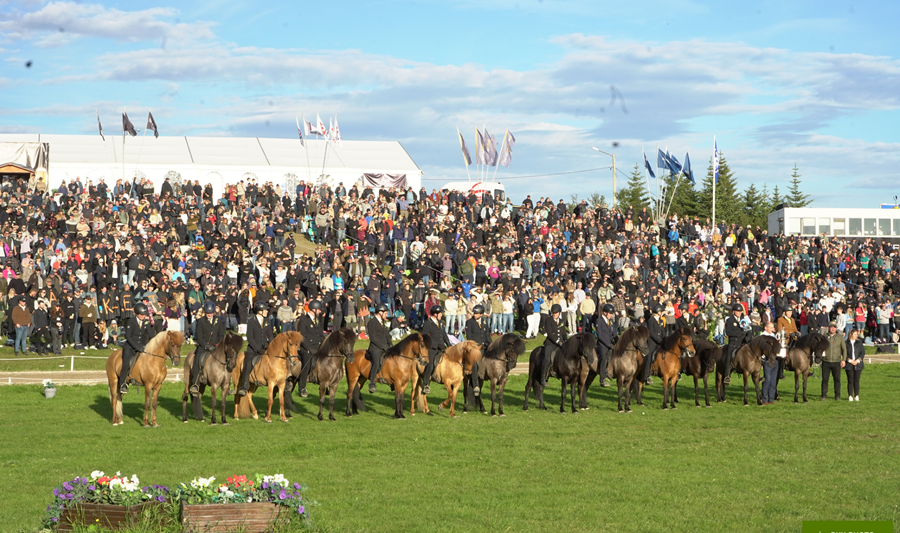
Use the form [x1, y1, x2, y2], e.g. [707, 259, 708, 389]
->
[191, 476, 215, 489]
[42, 379, 52, 387]
[90, 471, 105, 480]
[262, 474, 288, 486]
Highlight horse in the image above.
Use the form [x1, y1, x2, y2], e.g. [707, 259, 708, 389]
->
[231, 331, 302, 423]
[345, 332, 431, 419]
[414, 340, 483, 418]
[309, 328, 357, 421]
[105, 331, 184, 427]
[606, 325, 650, 413]
[523, 333, 598, 414]
[785, 332, 829, 403]
[651, 327, 696, 410]
[181, 331, 243, 425]
[474, 334, 526, 417]
[718, 335, 781, 406]
[684, 339, 722, 407]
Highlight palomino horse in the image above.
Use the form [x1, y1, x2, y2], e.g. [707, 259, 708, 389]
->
[105, 331, 184, 427]
[472, 334, 526, 417]
[232, 331, 302, 423]
[684, 339, 722, 407]
[414, 340, 483, 418]
[345, 333, 431, 419]
[606, 325, 650, 413]
[524, 333, 597, 414]
[785, 332, 828, 403]
[651, 327, 696, 410]
[718, 335, 781, 406]
[182, 331, 243, 425]
[309, 329, 357, 421]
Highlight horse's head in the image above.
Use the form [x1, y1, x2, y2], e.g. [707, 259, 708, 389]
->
[224, 332, 241, 372]
[579, 334, 598, 371]
[679, 331, 695, 358]
[505, 334, 526, 366]
[415, 333, 431, 366]
[341, 329, 358, 364]
[166, 331, 183, 366]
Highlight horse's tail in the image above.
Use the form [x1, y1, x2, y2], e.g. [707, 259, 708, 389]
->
[191, 391, 204, 420]
[236, 392, 254, 419]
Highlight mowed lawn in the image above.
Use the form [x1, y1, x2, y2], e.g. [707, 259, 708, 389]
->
[1, 363, 899, 533]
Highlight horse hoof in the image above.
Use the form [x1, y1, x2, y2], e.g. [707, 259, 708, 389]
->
[222, 422, 230, 426]
[329, 415, 336, 421]
[625, 409, 632, 413]
[183, 420, 189, 423]
[438, 404, 444, 411]
[210, 421, 216, 426]
[499, 413, 506, 417]
[153, 424, 160, 428]
[491, 414, 497, 417]
[705, 405, 711, 408]
[803, 399, 809, 403]
[318, 415, 324, 421]
[450, 414, 458, 418]
[618, 409, 624, 413]
[281, 418, 289, 423]
[252, 415, 259, 420]
[662, 406, 668, 410]
[265, 419, 272, 423]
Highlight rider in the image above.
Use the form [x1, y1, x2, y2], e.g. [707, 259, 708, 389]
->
[237, 302, 272, 396]
[189, 300, 226, 396]
[723, 303, 745, 385]
[420, 304, 452, 395]
[539, 303, 567, 387]
[296, 300, 326, 398]
[640, 304, 665, 385]
[464, 304, 491, 396]
[594, 303, 616, 387]
[367, 304, 392, 394]
[119, 302, 153, 395]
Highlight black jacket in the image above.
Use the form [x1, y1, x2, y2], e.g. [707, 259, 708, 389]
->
[845, 338, 865, 370]
[594, 315, 616, 352]
[366, 317, 391, 355]
[464, 317, 490, 348]
[246, 316, 273, 358]
[194, 315, 225, 353]
[541, 315, 567, 347]
[421, 317, 451, 357]
[647, 316, 664, 349]
[297, 313, 326, 354]
[125, 316, 153, 353]
[725, 315, 744, 345]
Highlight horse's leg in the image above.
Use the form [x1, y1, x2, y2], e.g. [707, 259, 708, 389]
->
[221, 382, 229, 425]
[702, 374, 711, 407]
[317, 381, 326, 421]
[616, 378, 624, 412]
[498, 376, 507, 417]
[142, 383, 152, 427]
[210, 384, 217, 425]
[801, 371, 809, 403]
[328, 383, 337, 421]
[743, 372, 750, 406]
[151, 385, 161, 427]
[673, 372, 679, 404]
[265, 382, 275, 423]
[395, 381, 407, 419]
[559, 377, 567, 414]
[754, 371, 762, 406]
[278, 380, 288, 422]
[662, 376, 669, 410]
[794, 370, 801, 403]
[570, 381, 577, 413]
[449, 381, 459, 418]
[693, 375, 701, 407]
[523, 373, 532, 411]
[182, 380, 189, 423]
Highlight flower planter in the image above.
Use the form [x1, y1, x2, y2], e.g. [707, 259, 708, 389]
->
[44, 388, 57, 399]
[181, 502, 283, 533]
[58, 502, 155, 532]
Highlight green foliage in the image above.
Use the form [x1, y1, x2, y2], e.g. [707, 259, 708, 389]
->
[616, 164, 650, 211]
[697, 153, 742, 225]
[786, 164, 813, 207]
[771, 185, 783, 208]
[741, 183, 769, 229]
[569, 193, 607, 212]
[661, 171, 698, 220]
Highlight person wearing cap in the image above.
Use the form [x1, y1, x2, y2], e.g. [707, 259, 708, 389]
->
[366, 304, 392, 394]
[723, 303, 746, 385]
[237, 301, 273, 396]
[420, 304, 452, 395]
[640, 303, 666, 385]
[821, 320, 847, 401]
[594, 303, 616, 387]
[119, 302, 154, 394]
[296, 299, 327, 398]
[539, 303, 568, 388]
[189, 300, 226, 396]
[464, 304, 490, 396]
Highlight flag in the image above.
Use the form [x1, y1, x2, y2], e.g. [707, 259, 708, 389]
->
[458, 129, 472, 166]
[96, 110, 105, 141]
[317, 113, 327, 138]
[296, 117, 304, 146]
[334, 115, 342, 146]
[497, 130, 516, 168]
[146, 111, 158, 138]
[667, 152, 682, 174]
[329, 117, 335, 142]
[682, 152, 694, 184]
[484, 127, 497, 166]
[657, 147, 666, 169]
[475, 128, 485, 165]
[306, 120, 318, 136]
[643, 149, 656, 179]
[122, 112, 137, 136]
[713, 137, 719, 184]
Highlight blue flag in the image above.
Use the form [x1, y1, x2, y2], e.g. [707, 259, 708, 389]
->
[657, 148, 666, 169]
[682, 152, 694, 184]
[643, 150, 655, 179]
[667, 152, 682, 174]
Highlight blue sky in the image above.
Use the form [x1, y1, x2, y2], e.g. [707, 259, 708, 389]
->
[2, 0, 899, 207]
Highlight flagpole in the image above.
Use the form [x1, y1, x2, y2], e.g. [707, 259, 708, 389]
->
[122, 107, 126, 185]
[97, 109, 115, 182]
[134, 109, 149, 184]
[492, 129, 508, 182]
[473, 124, 479, 182]
[302, 114, 313, 185]
[642, 148, 654, 220]
[712, 135, 717, 231]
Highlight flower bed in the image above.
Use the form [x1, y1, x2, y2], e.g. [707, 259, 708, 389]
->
[44, 471, 169, 530]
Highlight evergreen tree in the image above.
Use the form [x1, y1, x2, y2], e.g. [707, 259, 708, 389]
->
[741, 183, 768, 228]
[786, 164, 812, 207]
[616, 164, 650, 211]
[661, 171, 698, 220]
[771, 185, 783, 209]
[696, 153, 741, 225]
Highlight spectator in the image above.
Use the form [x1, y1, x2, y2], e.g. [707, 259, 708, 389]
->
[844, 328, 864, 402]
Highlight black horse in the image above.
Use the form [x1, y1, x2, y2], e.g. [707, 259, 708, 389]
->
[472, 333, 526, 417]
[606, 325, 650, 413]
[684, 338, 722, 408]
[524, 333, 597, 413]
[784, 332, 828, 403]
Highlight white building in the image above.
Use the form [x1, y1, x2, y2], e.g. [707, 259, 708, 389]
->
[768, 206, 900, 239]
[0, 134, 422, 199]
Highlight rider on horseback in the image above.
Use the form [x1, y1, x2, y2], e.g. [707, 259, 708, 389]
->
[367, 304, 392, 394]
[296, 299, 326, 398]
[464, 304, 490, 397]
[119, 302, 154, 395]
[723, 303, 745, 385]
[189, 301, 226, 396]
[237, 302, 272, 396]
[594, 303, 616, 387]
[420, 304, 452, 395]
[539, 303, 567, 387]
[641, 304, 665, 385]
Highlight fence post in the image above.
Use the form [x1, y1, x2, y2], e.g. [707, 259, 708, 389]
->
[71, 356, 75, 372]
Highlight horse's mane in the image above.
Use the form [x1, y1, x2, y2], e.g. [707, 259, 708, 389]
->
[612, 325, 649, 357]
[145, 330, 183, 357]
[562, 333, 596, 362]
[486, 333, 526, 360]
[749, 335, 780, 356]
[222, 331, 243, 355]
[320, 328, 357, 356]
[793, 332, 830, 353]
[268, 331, 301, 356]
[386, 332, 430, 357]
[662, 327, 693, 351]
[692, 338, 722, 362]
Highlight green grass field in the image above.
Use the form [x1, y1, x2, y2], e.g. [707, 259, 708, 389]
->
[1, 360, 899, 532]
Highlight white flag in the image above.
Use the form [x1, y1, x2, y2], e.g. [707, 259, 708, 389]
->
[317, 113, 328, 138]
[329, 117, 335, 143]
[296, 117, 304, 147]
[334, 115, 342, 147]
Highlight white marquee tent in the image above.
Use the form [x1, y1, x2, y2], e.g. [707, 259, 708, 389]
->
[0, 134, 422, 198]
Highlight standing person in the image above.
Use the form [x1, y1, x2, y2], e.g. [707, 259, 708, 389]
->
[464, 304, 490, 396]
[594, 303, 616, 387]
[845, 328, 865, 401]
[525, 291, 543, 339]
[722, 303, 745, 385]
[11, 297, 31, 356]
[296, 300, 326, 398]
[79, 297, 99, 349]
[760, 321, 778, 405]
[237, 302, 272, 396]
[776, 307, 799, 380]
[31, 300, 50, 355]
[539, 303, 568, 388]
[118, 303, 153, 395]
[420, 304, 452, 395]
[821, 321, 847, 401]
[640, 304, 666, 385]
[189, 301, 226, 396]
[366, 304, 392, 394]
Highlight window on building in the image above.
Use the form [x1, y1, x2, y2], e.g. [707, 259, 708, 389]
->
[894, 219, 900, 237]
[818, 218, 831, 235]
[849, 219, 862, 235]
[833, 218, 846, 236]
[801, 218, 816, 235]
[864, 218, 876, 236]
[788, 218, 801, 235]
[879, 219, 892, 236]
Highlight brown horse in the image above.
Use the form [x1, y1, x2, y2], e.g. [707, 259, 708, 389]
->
[606, 325, 650, 412]
[719, 335, 781, 406]
[105, 331, 184, 427]
[472, 334, 526, 417]
[414, 340, 483, 418]
[182, 331, 243, 425]
[310, 328, 357, 421]
[524, 333, 597, 414]
[651, 327, 696, 410]
[232, 331, 302, 423]
[345, 333, 431, 419]
[685, 339, 722, 407]
[785, 332, 828, 403]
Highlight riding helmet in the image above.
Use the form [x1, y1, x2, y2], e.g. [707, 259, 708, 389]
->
[602, 303, 615, 314]
[203, 301, 217, 314]
[134, 302, 149, 316]
[472, 304, 485, 314]
[652, 304, 664, 314]
[375, 304, 389, 313]
[550, 303, 562, 314]
[732, 303, 744, 312]
[253, 301, 268, 313]
[678, 303, 688, 311]
[308, 300, 324, 311]
[430, 304, 444, 315]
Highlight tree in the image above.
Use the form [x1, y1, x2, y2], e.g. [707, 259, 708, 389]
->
[770, 185, 783, 209]
[569, 192, 607, 211]
[661, 171, 698, 220]
[741, 183, 768, 228]
[696, 153, 741, 225]
[786, 164, 812, 207]
[615, 164, 650, 211]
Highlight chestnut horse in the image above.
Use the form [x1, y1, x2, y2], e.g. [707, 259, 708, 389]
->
[651, 327, 696, 410]
[684, 339, 721, 407]
[414, 340, 483, 418]
[231, 331, 302, 423]
[105, 330, 184, 427]
[345, 333, 431, 419]
[718, 335, 781, 406]
[606, 325, 650, 413]
[785, 332, 828, 403]
[182, 331, 243, 425]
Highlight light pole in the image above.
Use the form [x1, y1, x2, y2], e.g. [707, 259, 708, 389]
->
[591, 147, 616, 208]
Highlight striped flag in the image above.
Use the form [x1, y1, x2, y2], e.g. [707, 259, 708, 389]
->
[296, 117, 304, 146]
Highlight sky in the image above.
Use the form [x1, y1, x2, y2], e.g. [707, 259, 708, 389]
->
[1, 0, 899, 208]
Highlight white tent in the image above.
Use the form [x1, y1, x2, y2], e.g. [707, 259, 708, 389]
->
[0, 134, 422, 199]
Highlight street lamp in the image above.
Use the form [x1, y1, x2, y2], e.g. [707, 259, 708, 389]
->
[591, 147, 616, 208]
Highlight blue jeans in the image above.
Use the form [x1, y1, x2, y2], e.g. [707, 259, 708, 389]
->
[490, 313, 502, 333]
[761, 361, 778, 403]
[15, 325, 28, 354]
[502, 313, 514, 333]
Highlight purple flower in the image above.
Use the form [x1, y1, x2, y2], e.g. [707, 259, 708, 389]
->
[53, 489, 60, 497]
[88, 485, 96, 491]
[52, 518, 58, 523]
[63, 482, 73, 491]
[297, 505, 305, 515]
[262, 483, 269, 489]
[294, 483, 301, 490]
[157, 496, 165, 503]
[279, 491, 287, 500]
